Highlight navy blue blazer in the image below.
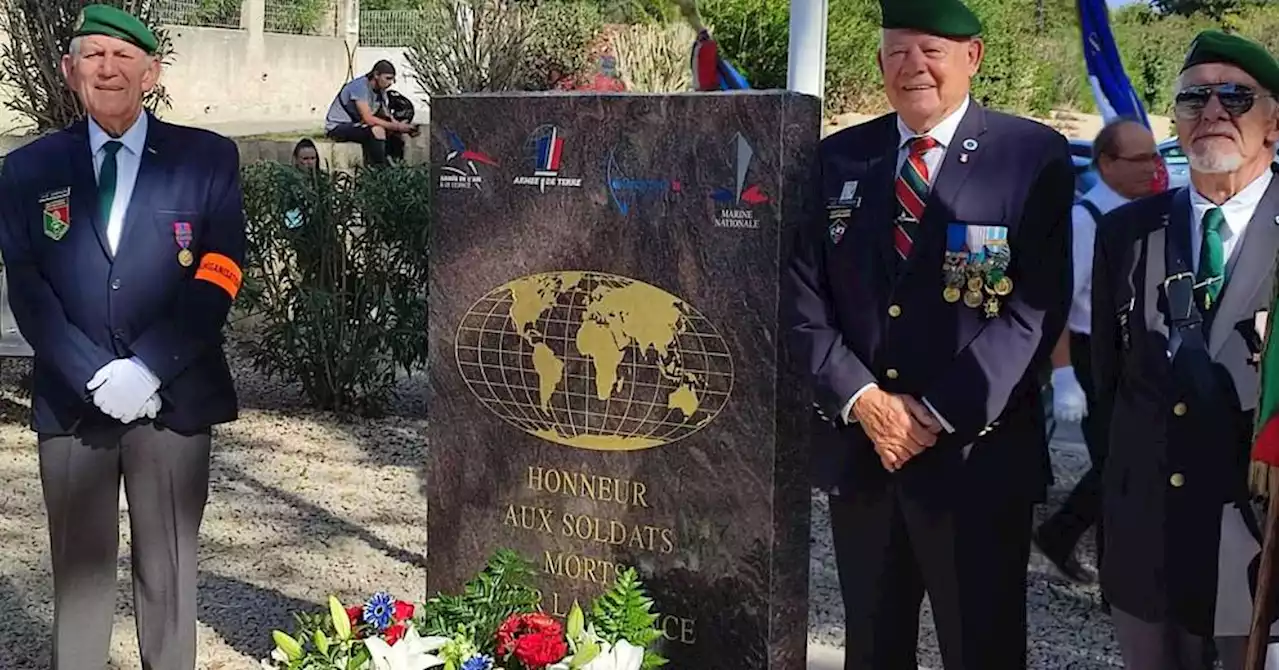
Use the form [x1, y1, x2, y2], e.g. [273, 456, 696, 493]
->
[783, 103, 1074, 501]
[0, 114, 244, 434]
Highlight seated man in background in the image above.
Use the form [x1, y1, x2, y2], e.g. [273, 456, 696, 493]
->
[324, 60, 417, 166]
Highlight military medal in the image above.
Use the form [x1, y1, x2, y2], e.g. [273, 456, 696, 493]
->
[966, 275, 983, 291]
[943, 286, 961, 303]
[984, 296, 1001, 318]
[963, 290, 984, 308]
[993, 276, 1013, 296]
[173, 222, 194, 267]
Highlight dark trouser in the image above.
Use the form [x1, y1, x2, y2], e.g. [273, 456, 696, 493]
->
[1111, 608, 1247, 670]
[830, 484, 1034, 670]
[1040, 331, 1107, 563]
[40, 422, 212, 670]
[325, 122, 405, 166]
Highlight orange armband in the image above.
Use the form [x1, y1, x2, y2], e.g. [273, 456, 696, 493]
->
[194, 252, 242, 299]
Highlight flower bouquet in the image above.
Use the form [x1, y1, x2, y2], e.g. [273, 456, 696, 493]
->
[262, 549, 668, 670]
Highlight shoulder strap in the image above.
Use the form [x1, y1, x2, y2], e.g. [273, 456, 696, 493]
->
[1077, 198, 1105, 227]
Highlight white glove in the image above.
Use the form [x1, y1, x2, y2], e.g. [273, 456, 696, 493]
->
[87, 358, 161, 423]
[1051, 366, 1087, 423]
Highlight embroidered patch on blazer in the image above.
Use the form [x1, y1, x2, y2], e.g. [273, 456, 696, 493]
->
[39, 187, 71, 241]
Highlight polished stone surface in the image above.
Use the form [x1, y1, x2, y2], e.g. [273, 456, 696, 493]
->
[427, 91, 820, 669]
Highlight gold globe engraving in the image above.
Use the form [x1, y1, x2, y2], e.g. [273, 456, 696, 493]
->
[454, 271, 735, 451]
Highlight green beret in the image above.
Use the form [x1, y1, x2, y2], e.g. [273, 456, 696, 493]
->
[73, 4, 158, 55]
[1182, 30, 1278, 98]
[880, 0, 982, 38]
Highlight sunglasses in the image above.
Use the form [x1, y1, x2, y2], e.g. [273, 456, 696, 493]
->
[1174, 83, 1264, 120]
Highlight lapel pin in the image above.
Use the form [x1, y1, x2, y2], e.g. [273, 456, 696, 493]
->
[146, 146, 157, 155]
[962, 138, 978, 151]
[959, 154, 969, 164]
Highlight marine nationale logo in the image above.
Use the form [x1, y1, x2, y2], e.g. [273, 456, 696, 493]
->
[605, 139, 682, 215]
[438, 129, 499, 190]
[455, 271, 734, 451]
[513, 125, 583, 192]
[710, 132, 768, 229]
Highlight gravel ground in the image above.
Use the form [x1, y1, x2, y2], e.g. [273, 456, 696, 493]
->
[0, 352, 1119, 669]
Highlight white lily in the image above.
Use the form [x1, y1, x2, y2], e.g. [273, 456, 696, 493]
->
[364, 626, 451, 670]
[581, 639, 644, 670]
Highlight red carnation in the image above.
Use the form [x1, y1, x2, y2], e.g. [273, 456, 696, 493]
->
[393, 600, 415, 622]
[513, 632, 568, 668]
[346, 606, 364, 637]
[384, 622, 407, 645]
[496, 613, 566, 663]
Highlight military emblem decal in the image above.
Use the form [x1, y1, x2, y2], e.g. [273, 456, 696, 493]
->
[39, 187, 72, 241]
[829, 221, 847, 245]
[944, 223, 1012, 318]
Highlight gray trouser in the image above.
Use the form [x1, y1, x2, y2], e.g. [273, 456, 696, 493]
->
[39, 423, 211, 670]
[1113, 608, 1247, 670]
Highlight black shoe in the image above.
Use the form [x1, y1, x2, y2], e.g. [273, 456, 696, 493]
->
[1034, 526, 1098, 585]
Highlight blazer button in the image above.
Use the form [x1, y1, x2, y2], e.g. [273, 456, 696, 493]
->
[1169, 472, 1186, 487]
[888, 304, 902, 318]
[110, 278, 121, 290]
[1173, 402, 1188, 416]
[885, 368, 899, 380]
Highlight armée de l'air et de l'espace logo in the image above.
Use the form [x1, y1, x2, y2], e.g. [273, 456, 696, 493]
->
[710, 132, 769, 229]
[438, 129, 499, 190]
[513, 125, 583, 193]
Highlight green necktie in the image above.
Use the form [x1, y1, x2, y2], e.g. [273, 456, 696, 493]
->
[97, 140, 123, 224]
[1197, 206, 1226, 310]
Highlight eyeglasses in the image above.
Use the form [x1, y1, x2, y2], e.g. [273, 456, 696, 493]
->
[1174, 82, 1265, 120]
[1109, 152, 1160, 163]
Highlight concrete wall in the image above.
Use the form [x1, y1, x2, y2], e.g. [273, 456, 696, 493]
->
[355, 47, 430, 124]
[160, 26, 353, 130]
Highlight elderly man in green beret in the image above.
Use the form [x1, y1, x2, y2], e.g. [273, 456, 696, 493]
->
[0, 5, 245, 670]
[1091, 30, 1278, 670]
[784, 0, 1075, 667]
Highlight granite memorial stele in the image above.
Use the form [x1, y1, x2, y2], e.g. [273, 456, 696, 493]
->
[427, 91, 820, 669]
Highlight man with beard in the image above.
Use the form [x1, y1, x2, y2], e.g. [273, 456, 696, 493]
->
[783, 0, 1074, 667]
[1092, 30, 1278, 669]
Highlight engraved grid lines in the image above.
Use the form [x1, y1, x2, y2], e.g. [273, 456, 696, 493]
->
[455, 286, 733, 440]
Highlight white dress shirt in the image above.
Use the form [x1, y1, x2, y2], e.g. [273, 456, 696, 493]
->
[88, 110, 147, 255]
[1188, 169, 1271, 275]
[1067, 181, 1131, 335]
[838, 98, 972, 427]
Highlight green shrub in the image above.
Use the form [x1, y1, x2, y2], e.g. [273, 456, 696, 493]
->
[519, 0, 604, 89]
[406, 0, 535, 96]
[697, 0, 790, 91]
[238, 163, 430, 417]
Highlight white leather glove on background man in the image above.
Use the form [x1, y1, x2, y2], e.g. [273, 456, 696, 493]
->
[86, 358, 162, 423]
[1051, 366, 1087, 423]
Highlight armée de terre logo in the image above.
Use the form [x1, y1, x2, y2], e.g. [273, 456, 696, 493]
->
[454, 271, 734, 451]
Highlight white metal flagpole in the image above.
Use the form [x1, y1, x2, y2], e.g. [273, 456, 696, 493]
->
[787, 0, 829, 98]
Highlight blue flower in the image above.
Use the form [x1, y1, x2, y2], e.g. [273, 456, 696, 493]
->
[461, 655, 494, 670]
[362, 592, 394, 631]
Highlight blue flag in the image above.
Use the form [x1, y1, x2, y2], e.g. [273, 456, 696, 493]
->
[1077, 0, 1149, 128]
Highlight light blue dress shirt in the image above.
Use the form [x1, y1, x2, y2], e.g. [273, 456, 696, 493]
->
[88, 110, 147, 255]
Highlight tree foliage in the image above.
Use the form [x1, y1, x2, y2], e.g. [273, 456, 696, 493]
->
[405, 0, 536, 96]
[0, 0, 173, 133]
